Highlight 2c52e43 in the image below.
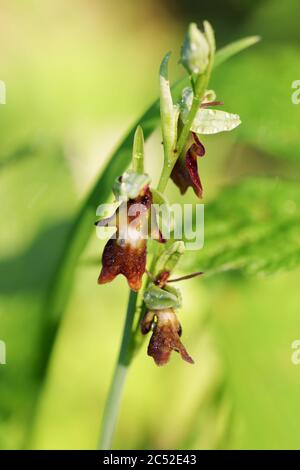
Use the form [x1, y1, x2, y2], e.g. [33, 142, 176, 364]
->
[146, 454, 197, 465]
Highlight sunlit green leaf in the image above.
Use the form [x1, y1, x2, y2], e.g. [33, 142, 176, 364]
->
[143, 284, 182, 310]
[183, 178, 300, 276]
[180, 87, 241, 134]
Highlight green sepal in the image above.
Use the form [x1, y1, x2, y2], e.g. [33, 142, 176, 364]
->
[160, 52, 179, 163]
[132, 125, 144, 174]
[180, 87, 241, 135]
[95, 200, 122, 220]
[143, 283, 182, 310]
[180, 22, 210, 75]
[203, 89, 216, 102]
[112, 170, 151, 201]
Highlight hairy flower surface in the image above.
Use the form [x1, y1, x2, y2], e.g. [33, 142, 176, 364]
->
[141, 308, 194, 366]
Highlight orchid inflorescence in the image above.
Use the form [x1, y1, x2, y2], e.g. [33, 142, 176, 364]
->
[96, 21, 241, 366]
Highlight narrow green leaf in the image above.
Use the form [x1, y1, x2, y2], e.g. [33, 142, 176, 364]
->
[132, 125, 144, 174]
[159, 52, 179, 163]
[183, 178, 300, 277]
[213, 45, 300, 163]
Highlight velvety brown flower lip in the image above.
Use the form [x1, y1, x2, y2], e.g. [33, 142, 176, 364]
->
[141, 308, 194, 366]
[98, 237, 146, 291]
[97, 185, 165, 291]
[171, 132, 205, 198]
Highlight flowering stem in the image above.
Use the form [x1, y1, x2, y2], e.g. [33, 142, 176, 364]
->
[157, 164, 172, 193]
[98, 289, 138, 449]
[100, 42, 212, 447]
[97, 29, 258, 451]
[157, 63, 212, 194]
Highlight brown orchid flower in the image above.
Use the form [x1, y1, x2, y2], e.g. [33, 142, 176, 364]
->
[97, 185, 165, 291]
[140, 270, 194, 366]
[171, 99, 224, 198]
[141, 308, 194, 366]
[171, 132, 205, 198]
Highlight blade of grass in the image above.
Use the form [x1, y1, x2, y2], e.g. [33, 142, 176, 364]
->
[214, 36, 261, 68]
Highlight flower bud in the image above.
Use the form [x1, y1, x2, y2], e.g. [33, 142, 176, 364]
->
[181, 23, 210, 75]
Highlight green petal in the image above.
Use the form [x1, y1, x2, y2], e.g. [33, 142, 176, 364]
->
[112, 170, 151, 201]
[143, 284, 182, 310]
[160, 52, 179, 161]
[191, 108, 241, 135]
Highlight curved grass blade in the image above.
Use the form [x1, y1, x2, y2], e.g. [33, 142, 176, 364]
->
[214, 36, 261, 68]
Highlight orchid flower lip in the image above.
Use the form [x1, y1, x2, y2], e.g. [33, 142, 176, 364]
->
[97, 184, 163, 291]
[142, 308, 194, 366]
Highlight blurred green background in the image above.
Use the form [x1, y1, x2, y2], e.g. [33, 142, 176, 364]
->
[1, 0, 300, 450]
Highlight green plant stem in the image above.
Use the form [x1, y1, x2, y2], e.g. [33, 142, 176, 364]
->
[99, 289, 138, 449]
[157, 72, 209, 194]
[99, 66, 212, 451]
[157, 162, 173, 193]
